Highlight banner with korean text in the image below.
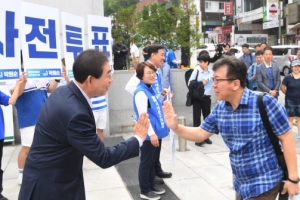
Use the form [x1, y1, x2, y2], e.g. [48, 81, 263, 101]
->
[224, 2, 233, 15]
[21, 2, 62, 79]
[61, 12, 85, 79]
[87, 15, 113, 72]
[0, 0, 22, 81]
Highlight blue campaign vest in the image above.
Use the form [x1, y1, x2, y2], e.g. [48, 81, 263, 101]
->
[133, 82, 169, 140]
[154, 70, 163, 98]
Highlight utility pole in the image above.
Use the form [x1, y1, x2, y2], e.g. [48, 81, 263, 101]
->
[278, 0, 282, 45]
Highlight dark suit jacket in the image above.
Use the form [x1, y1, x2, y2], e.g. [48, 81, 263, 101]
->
[256, 61, 281, 97]
[19, 81, 139, 200]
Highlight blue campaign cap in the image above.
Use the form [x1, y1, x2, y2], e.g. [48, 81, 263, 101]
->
[161, 41, 167, 46]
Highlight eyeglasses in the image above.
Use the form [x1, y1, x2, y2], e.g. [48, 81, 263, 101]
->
[211, 77, 236, 84]
[144, 71, 156, 76]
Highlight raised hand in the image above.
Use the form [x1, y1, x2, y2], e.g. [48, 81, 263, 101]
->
[133, 112, 149, 141]
[162, 101, 178, 130]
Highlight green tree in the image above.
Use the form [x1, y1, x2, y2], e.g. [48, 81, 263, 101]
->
[113, 5, 139, 68]
[137, 3, 177, 43]
[173, 0, 202, 65]
[104, 0, 139, 16]
[113, 5, 138, 45]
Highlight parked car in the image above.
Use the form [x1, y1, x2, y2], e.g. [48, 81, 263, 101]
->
[197, 43, 217, 58]
[271, 45, 299, 76]
[230, 46, 255, 58]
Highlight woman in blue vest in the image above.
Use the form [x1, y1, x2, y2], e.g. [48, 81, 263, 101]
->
[133, 62, 169, 200]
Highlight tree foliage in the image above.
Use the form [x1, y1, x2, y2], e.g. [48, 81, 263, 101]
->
[173, 0, 202, 63]
[137, 3, 177, 43]
[113, 5, 138, 46]
[104, 0, 139, 16]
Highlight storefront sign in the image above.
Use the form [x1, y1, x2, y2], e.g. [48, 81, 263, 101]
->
[263, 19, 283, 29]
[235, 34, 268, 46]
[224, 2, 232, 15]
[222, 26, 232, 34]
[236, 7, 262, 19]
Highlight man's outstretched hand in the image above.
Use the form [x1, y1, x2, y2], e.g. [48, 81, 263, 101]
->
[162, 101, 178, 130]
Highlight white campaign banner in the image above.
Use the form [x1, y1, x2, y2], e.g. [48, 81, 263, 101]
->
[87, 15, 113, 72]
[0, 0, 22, 82]
[61, 12, 85, 79]
[21, 2, 62, 79]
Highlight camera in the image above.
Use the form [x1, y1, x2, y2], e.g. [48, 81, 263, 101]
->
[216, 43, 225, 55]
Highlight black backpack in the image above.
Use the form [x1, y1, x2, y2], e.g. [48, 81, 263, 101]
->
[185, 69, 194, 88]
[188, 69, 204, 101]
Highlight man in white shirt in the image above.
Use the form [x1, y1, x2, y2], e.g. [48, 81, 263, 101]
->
[131, 39, 140, 65]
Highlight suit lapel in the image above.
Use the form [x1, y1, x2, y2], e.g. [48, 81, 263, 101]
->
[68, 81, 93, 116]
[261, 63, 269, 78]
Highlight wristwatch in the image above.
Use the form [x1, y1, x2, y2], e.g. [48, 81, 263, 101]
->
[55, 79, 60, 83]
[287, 177, 300, 184]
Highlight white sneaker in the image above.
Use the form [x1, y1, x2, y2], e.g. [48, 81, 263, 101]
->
[17, 172, 23, 185]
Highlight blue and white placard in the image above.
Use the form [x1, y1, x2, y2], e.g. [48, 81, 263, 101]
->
[21, 2, 62, 79]
[61, 12, 85, 79]
[87, 15, 113, 72]
[0, 0, 22, 81]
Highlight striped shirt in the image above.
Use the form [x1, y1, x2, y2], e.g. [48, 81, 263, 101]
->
[91, 96, 107, 111]
[7, 79, 50, 128]
[201, 88, 290, 199]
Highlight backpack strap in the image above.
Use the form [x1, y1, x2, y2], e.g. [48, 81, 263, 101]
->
[195, 69, 199, 81]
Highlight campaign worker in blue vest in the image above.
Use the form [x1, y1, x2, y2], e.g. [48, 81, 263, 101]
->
[167, 44, 181, 69]
[134, 62, 169, 200]
[125, 45, 172, 185]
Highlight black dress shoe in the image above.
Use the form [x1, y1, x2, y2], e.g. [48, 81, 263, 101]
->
[195, 142, 205, 147]
[204, 138, 212, 144]
[156, 170, 172, 178]
[154, 176, 164, 184]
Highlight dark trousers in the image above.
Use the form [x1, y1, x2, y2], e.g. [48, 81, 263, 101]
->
[155, 139, 162, 173]
[236, 182, 281, 200]
[0, 139, 3, 194]
[139, 140, 160, 193]
[192, 96, 211, 127]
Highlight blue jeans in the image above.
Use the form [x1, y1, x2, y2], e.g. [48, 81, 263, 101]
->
[139, 140, 160, 193]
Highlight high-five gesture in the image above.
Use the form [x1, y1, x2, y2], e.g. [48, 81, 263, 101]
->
[133, 112, 150, 141]
[162, 101, 178, 130]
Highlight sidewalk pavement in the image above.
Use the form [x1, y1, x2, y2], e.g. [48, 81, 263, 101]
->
[2, 125, 300, 200]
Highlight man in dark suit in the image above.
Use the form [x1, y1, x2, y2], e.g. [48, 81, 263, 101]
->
[256, 46, 281, 99]
[18, 50, 149, 200]
[113, 37, 128, 70]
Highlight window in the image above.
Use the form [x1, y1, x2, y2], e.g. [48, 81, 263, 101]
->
[273, 48, 288, 56]
[244, 0, 266, 12]
[205, 2, 211, 10]
[219, 2, 224, 9]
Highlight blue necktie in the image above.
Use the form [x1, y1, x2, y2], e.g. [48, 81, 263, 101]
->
[267, 67, 274, 90]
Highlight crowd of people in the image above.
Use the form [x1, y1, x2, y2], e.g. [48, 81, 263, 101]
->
[0, 39, 299, 200]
